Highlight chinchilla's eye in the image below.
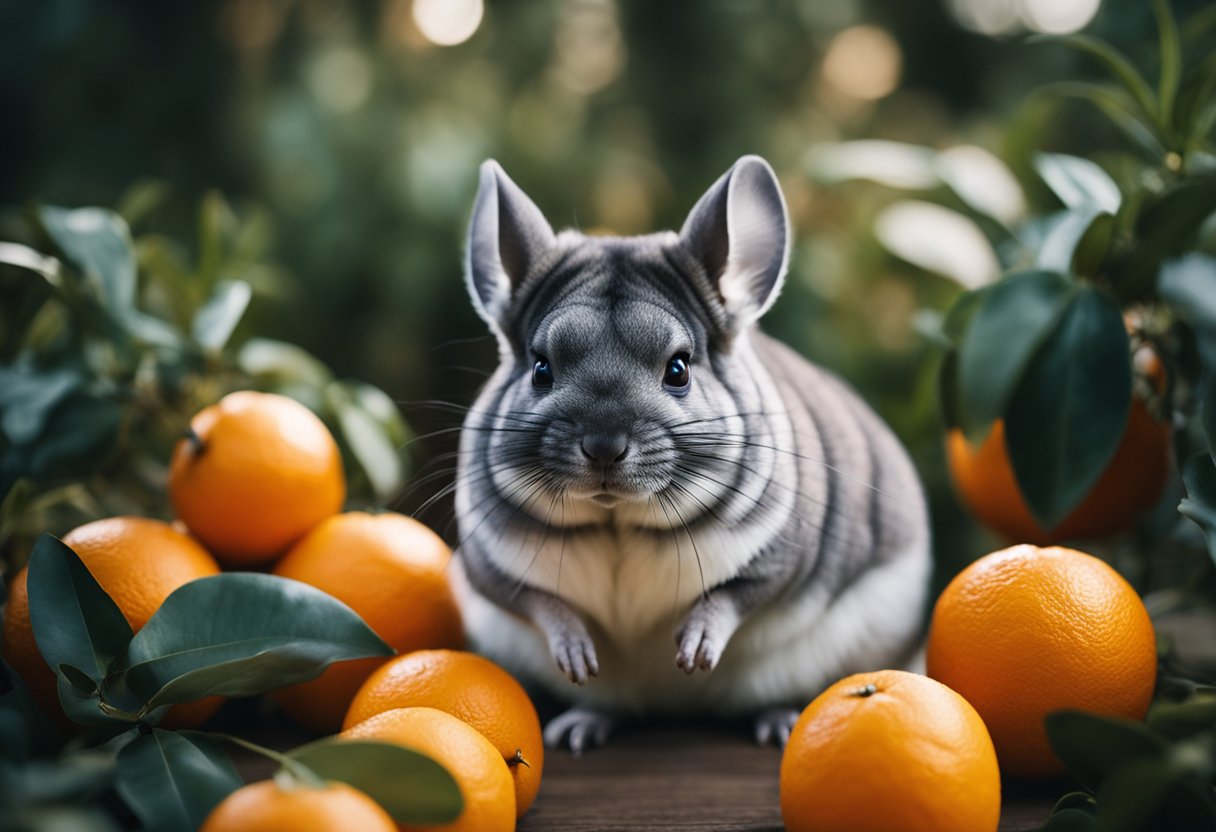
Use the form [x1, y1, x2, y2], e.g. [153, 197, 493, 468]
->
[663, 352, 691, 392]
[532, 356, 554, 389]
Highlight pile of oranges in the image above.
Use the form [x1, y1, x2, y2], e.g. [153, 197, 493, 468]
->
[2, 390, 545, 831]
[779, 543, 1158, 832]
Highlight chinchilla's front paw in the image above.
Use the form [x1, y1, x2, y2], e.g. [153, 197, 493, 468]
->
[675, 593, 740, 673]
[547, 620, 599, 685]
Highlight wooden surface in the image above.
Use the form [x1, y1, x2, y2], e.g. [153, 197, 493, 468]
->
[515, 723, 1062, 832]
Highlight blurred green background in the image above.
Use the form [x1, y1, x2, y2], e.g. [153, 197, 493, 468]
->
[1, 0, 1205, 578]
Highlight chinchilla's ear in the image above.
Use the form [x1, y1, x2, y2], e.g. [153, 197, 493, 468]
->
[678, 155, 790, 328]
[465, 160, 555, 328]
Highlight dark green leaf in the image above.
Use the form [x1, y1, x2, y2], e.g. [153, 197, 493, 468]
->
[39, 207, 137, 313]
[1179, 452, 1216, 564]
[1042, 808, 1097, 832]
[115, 728, 241, 832]
[1094, 755, 1216, 832]
[1153, 0, 1182, 133]
[938, 350, 963, 430]
[1037, 82, 1167, 159]
[26, 534, 134, 683]
[328, 383, 404, 501]
[58, 664, 99, 695]
[192, 279, 252, 352]
[1159, 254, 1216, 333]
[1005, 288, 1132, 529]
[0, 658, 63, 760]
[118, 574, 392, 708]
[1034, 154, 1122, 214]
[958, 270, 1074, 437]
[1121, 181, 1216, 290]
[56, 673, 123, 727]
[1175, 53, 1216, 142]
[290, 738, 463, 824]
[2, 749, 117, 805]
[26, 394, 122, 481]
[1045, 710, 1166, 791]
[1032, 34, 1158, 124]
[942, 286, 990, 345]
[0, 367, 81, 445]
[1147, 695, 1216, 739]
[1071, 212, 1116, 278]
[911, 308, 950, 347]
[1037, 211, 1101, 274]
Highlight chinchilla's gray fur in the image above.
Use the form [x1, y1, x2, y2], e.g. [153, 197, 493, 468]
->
[451, 156, 930, 751]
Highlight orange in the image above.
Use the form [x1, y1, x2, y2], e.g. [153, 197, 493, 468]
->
[269, 512, 464, 733]
[343, 706, 515, 832]
[199, 780, 396, 832]
[2, 517, 224, 729]
[168, 391, 345, 565]
[926, 544, 1157, 777]
[947, 341, 1171, 544]
[780, 670, 1000, 832]
[344, 650, 542, 819]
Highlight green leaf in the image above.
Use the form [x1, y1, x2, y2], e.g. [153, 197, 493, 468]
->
[1121, 181, 1216, 290]
[1005, 287, 1132, 530]
[115, 728, 241, 832]
[1041, 808, 1097, 832]
[1152, 0, 1182, 135]
[237, 338, 334, 388]
[117, 574, 392, 708]
[1070, 212, 1116, 278]
[26, 534, 134, 684]
[1159, 254, 1216, 333]
[26, 393, 123, 481]
[328, 383, 404, 501]
[197, 191, 238, 286]
[289, 738, 463, 824]
[1044, 710, 1166, 791]
[957, 270, 1074, 438]
[1037, 82, 1167, 159]
[1033, 34, 1159, 125]
[1094, 755, 1216, 832]
[116, 179, 170, 227]
[1147, 695, 1216, 740]
[192, 279, 252, 352]
[0, 658, 63, 760]
[1034, 154, 1122, 215]
[0, 241, 64, 287]
[1179, 452, 1216, 565]
[39, 207, 137, 313]
[58, 663, 99, 695]
[0, 367, 81, 444]
[873, 200, 1000, 288]
[932, 144, 1026, 226]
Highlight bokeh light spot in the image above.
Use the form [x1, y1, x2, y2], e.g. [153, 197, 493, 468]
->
[821, 26, 902, 102]
[413, 0, 484, 47]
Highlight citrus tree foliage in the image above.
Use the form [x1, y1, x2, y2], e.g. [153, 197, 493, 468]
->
[0, 190, 413, 572]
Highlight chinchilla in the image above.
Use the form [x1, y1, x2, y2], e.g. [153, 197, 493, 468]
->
[450, 155, 930, 752]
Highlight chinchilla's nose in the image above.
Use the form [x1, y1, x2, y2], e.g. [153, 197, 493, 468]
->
[581, 432, 629, 467]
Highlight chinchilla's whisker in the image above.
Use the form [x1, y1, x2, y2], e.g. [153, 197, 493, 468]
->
[674, 433, 908, 507]
[511, 480, 565, 600]
[657, 489, 707, 601]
